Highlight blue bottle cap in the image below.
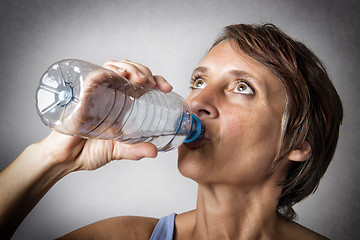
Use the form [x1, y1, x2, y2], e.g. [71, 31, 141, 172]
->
[184, 114, 204, 143]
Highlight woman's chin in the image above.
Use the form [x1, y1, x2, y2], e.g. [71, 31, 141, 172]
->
[177, 144, 211, 182]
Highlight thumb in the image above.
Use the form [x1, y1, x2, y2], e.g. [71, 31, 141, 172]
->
[112, 142, 158, 161]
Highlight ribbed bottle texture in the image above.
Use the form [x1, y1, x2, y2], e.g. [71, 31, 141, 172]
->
[35, 59, 203, 151]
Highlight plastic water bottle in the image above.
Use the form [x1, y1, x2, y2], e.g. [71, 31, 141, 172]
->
[35, 59, 204, 152]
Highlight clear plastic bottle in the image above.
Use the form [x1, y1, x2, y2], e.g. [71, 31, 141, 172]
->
[35, 59, 204, 152]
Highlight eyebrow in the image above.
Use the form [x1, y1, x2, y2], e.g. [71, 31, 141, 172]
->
[192, 66, 256, 79]
[192, 66, 207, 75]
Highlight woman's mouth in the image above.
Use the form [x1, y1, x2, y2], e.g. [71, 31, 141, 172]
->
[183, 128, 210, 149]
[183, 137, 204, 148]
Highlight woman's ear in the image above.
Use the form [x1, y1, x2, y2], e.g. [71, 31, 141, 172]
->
[286, 141, 312, 162]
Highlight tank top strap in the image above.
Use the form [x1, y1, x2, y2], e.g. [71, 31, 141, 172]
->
[149, 213, 176, 240]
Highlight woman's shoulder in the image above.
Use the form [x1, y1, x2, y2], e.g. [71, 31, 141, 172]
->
[280, 218, 329, 240]
[58, 216, 159, 240]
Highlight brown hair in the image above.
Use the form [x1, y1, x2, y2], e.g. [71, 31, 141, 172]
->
[212, 24, 343, 219]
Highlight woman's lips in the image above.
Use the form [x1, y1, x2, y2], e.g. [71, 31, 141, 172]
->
[183, 137, 204, 148]
[183, 128, 210, 149]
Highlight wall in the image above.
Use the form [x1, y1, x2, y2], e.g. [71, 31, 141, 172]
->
[0, 0, 359, 239]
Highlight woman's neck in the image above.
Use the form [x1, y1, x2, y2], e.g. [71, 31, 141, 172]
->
[191, 182, 283, 240]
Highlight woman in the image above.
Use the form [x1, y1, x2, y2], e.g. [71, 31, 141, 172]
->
[0, 24, 342, 239]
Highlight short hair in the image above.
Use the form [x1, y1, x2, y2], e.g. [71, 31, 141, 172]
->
[212, 24, 343, 220]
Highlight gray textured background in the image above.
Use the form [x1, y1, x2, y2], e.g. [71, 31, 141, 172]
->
[0, 0, 359, 239]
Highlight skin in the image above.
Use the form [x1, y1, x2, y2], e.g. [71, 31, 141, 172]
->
[0, 43, 325, 240]
[177, 40, 289, 239]
[0, 61, 168, 239]
[178, 40, 288, 186]
[175, 41, 321, 240]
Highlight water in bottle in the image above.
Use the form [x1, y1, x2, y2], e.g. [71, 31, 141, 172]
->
[35, 59, 204, 151]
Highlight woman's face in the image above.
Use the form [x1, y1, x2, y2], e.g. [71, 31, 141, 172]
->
[178, 41, 287, 186]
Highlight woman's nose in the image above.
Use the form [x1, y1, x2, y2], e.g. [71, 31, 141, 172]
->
[188, 87, 219, 119]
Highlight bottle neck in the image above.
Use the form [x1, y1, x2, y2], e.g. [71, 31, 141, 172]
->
[184, 114, 204, 143]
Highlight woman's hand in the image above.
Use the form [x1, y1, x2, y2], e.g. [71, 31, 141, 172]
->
[41, 59, 173, 172]
[0, 60, 173, 239]
[40, 131, 159, 171]
[103, 59, 173, 93]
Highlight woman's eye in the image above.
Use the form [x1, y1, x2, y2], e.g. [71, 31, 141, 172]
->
[234, 82, 254, 95]
[191, 78, 207, 89]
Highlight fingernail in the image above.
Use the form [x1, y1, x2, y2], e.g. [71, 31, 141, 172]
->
[137, 71, 146, 78]
[149, 76, 156, 85]
[118, 68, 127, 74]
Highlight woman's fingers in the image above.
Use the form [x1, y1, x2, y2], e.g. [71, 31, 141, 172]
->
[153, 75, 173, 93]
[103, 60, 155, 87]
[103, 60, 172, 92]
[112, 141, 158, 161]
[102, 64, 128, 77]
